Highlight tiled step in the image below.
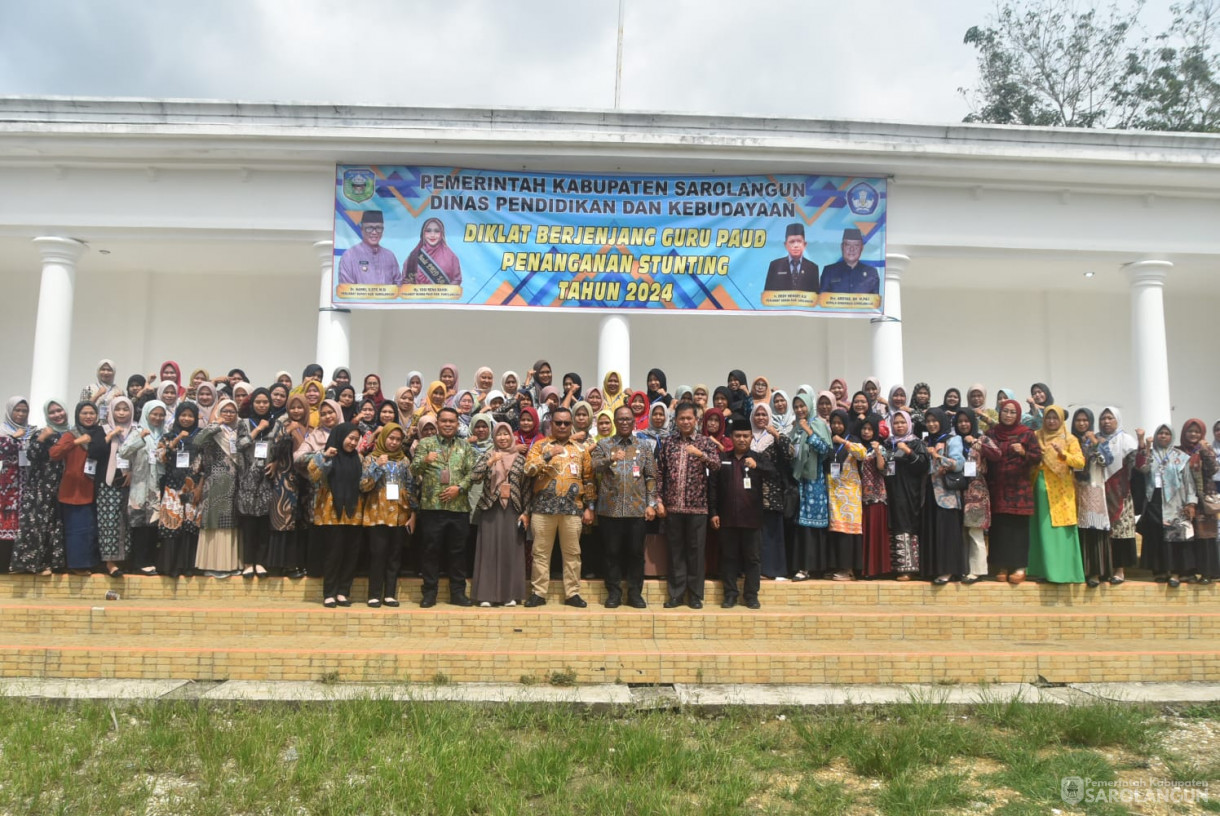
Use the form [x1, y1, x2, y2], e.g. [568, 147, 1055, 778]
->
[2, 574, 1216, 607]
[1, 632, 1216, 685]
[5, 599, 1219, 642]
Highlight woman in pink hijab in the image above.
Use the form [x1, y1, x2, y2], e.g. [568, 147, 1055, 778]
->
[405, 218, 462, 285]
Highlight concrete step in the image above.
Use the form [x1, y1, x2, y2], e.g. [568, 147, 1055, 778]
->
[1, 631, 1216, 685]
[5, 599, 1219, 642]
[3, 574, 1216, 608]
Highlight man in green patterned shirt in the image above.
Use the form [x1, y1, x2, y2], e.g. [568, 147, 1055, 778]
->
[409, 407, 477, 607]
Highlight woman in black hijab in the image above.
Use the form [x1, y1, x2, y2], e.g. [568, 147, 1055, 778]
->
[307, 422, 364, 607]
[646, 369, 671, 408]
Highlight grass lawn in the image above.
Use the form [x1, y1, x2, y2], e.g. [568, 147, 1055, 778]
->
[0, 690, 1217, 815]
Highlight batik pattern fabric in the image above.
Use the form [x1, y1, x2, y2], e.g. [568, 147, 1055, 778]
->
[10, 433, 65, 572]
[1075, 440, 1111, 531]
[827, 441, 865, 535]
[795, 432, 831, 528]
[194, 424, 249, 530]
[96, 482, 130, 560]
[0, 434, 26, 540]
[961, 442, 991, 530]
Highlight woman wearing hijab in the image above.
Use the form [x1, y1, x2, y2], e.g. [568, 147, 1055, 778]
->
[361, 373, 386, 408]
[500, 371, 520, 402]
[561, 372, 584, 408]
[301, 380, 325, 428]
[360, 423, 415, 608]
[334, 385, 358, 423]
[825, 408, 867, 581]
[954, 407, 990, 584]
[636, 402, 671, 453]
[594, 409, 614, 443]
[1026, 406, 1086, 584]
[414, 380, 448, 423]
[514, 406, 542, 455]
[711, 386, 732, 415]
[980, 398, 1043, 583]
[862, 377, 886, 416]
[701, 408, 730, 453]
[966, 384, 995, 433]
[1096, 407, 1138, 583]
[50, 402, 109, 574]
[600, 370, 627, 414]
[96, 396, 136, 576]
[404, 371, 424, 400]
[193, 382, 219, 427]
[523, 359, 552, 405]
[828, 378, 850, 411]
[193, 400, 251, 577]
[0, 397, 32, 558]
[322, 367, 351, 400]
[119, 399, 167, 575]
[770, 391, 794, 436]
[857, 414, 891, 578]
[453, 390, 477, 438]
[79, 360, 119, 423]
[789, 389, 832, 580]
[627, 391, 650, 432]
[585, 387, 604, 416]
[274, 371, 293, 392]
[11, 401, 69, 574]
[750, 403, 791, 580]
[470, 422, 529, 606]
[307, 422, 365, 607]
[295, 399, 343, 577]
[157, 403, 202, 577]
[156, 381, 181, 433]
[882, 410, 927, 581]
[405, 217, 462, 284]
[1022, 382, 1052, 431]
[726, 370, 751, 417]
[938, 388, 962, 421]
[1137, 424, 1199, 587]
[185, 368, 210, 400]
[472, 366, 496, 404]
[236, 388, 277, 578]
[886, 385, 914, 434]
[393, 387, 416, 433]
[265, 397, 308, 579]
[268, 383, 289, 423]
[159, 361, 182, 388]
[908, 383, 932, 432]
[646, 369, 671, 408]
[1071, 408, 1113, 586]
[919, 408, 967, 585]
[468, 412, 495, 455]
[1178, 418, 1219, 582]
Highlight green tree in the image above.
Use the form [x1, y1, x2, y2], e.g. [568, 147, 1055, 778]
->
[961, 0, 1220, 132]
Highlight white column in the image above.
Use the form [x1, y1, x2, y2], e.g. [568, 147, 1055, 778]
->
[1124, 259, 1173, 430]
[870, 253, 908, 393]
[598, 315, 630, 388]
[314, 240, 350, 377]
[29, 237, 87, 424]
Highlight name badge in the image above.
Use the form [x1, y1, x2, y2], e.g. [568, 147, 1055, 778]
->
[440, 468, 451, 484]
[385, 481, 400, 501]
[1154, 473, 1163, 489]
[631, 464, 641, 478]
[148, 446, 159, 465]
[18, 450, 29, 467]
[176, 450, 190, 468]
[830, 462, 841, 478]
[886, 461, 896, 476]
[228, 439, 237, 454]
[742, 476, 752, 489]
[254, 442, 269, 460]
[84, 459, 97, 476]
[964, 461, 977, 477]
[568, 462, 578, 476]
[115, 456, 129, 470]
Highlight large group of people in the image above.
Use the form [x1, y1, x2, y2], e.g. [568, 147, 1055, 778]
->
[1, 360, 1216, 611]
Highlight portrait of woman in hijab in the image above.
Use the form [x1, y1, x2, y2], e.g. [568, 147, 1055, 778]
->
[404, 217, 463, 287]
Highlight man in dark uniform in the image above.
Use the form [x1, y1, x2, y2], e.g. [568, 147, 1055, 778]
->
[819, 228, 880, 294]
[710, 414, 775, 609]
[763, 223, 819, 292]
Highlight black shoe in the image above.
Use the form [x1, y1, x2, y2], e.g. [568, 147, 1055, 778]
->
[107, 567, 124, 578]
[961, 575, 979, 585]
[604, 595, 621, 609]
[721, 597, 738, 609]
[337, 597, 352, 607]
[932, 576, 950, 586]
[383, 598, 400, 607]
[1168, 577, 1181, 588]
[1109, 575, 1125, 585]
[450, 594, 473, 607]
[628, 596, 647, 609]
[1200, 577, 1213, 585]
[663, 599, 683, 608]
[323, 598, 337, 608]
[564, 595, 588, 608]
[523, 594, 547, 608]
[367, 599, 381, 608]
[688, 599, 703, 609]
[745, 599, 761, 609]
[1086, 577, 1101, 588]
[286, 569, 306, 579]
[420, 596, 437, 608]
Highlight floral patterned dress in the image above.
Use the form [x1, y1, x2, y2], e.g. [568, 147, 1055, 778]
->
[10, 432, 65, 572]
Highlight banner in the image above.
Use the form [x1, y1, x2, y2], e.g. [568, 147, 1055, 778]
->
[332, 166, 886, 315]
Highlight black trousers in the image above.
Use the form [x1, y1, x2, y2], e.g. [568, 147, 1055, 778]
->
[321, 524, 361, 600]
[600, 516, 646, 599]
[238, 514, 270, 566]
[665, 512, 708, 602]
[418, 510, 469, 599]
[128, 526, 159, 570]
[366, 525, 405, 601]
[720, 526, 762, 603]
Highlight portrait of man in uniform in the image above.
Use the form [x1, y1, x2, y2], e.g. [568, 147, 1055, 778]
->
[763, 223, 819, 293]
[818, 228, 880, 295]
[338, 210, 402, 286]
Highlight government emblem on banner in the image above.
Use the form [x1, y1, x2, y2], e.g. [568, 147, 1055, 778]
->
[847, 182, 879, 215]
[343, 168, 375, 203]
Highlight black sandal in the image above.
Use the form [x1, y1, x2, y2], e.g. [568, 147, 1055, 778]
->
[106, 567, 124, 578]
[323, 598, 337, 608]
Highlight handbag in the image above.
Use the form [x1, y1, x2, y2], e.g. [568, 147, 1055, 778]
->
[943, 470, 969, 492]
[1202, 493, 1220, 516]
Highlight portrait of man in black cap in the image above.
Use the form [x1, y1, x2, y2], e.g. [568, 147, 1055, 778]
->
[338, 210, 402, 286]
[819, 228, 880, 295]
[763, 223, 819, 293]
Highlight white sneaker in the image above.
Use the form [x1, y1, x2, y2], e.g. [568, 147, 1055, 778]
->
[505, 600, 517, 607]
[479, 601, 491, 607]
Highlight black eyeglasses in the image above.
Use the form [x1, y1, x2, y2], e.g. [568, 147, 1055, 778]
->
[551, 420, 572, 427]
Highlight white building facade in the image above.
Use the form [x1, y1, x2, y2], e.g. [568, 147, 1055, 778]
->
[1, 98, 1217, 427]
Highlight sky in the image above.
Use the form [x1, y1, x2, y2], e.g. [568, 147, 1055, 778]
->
[0, 0, 994, 124]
